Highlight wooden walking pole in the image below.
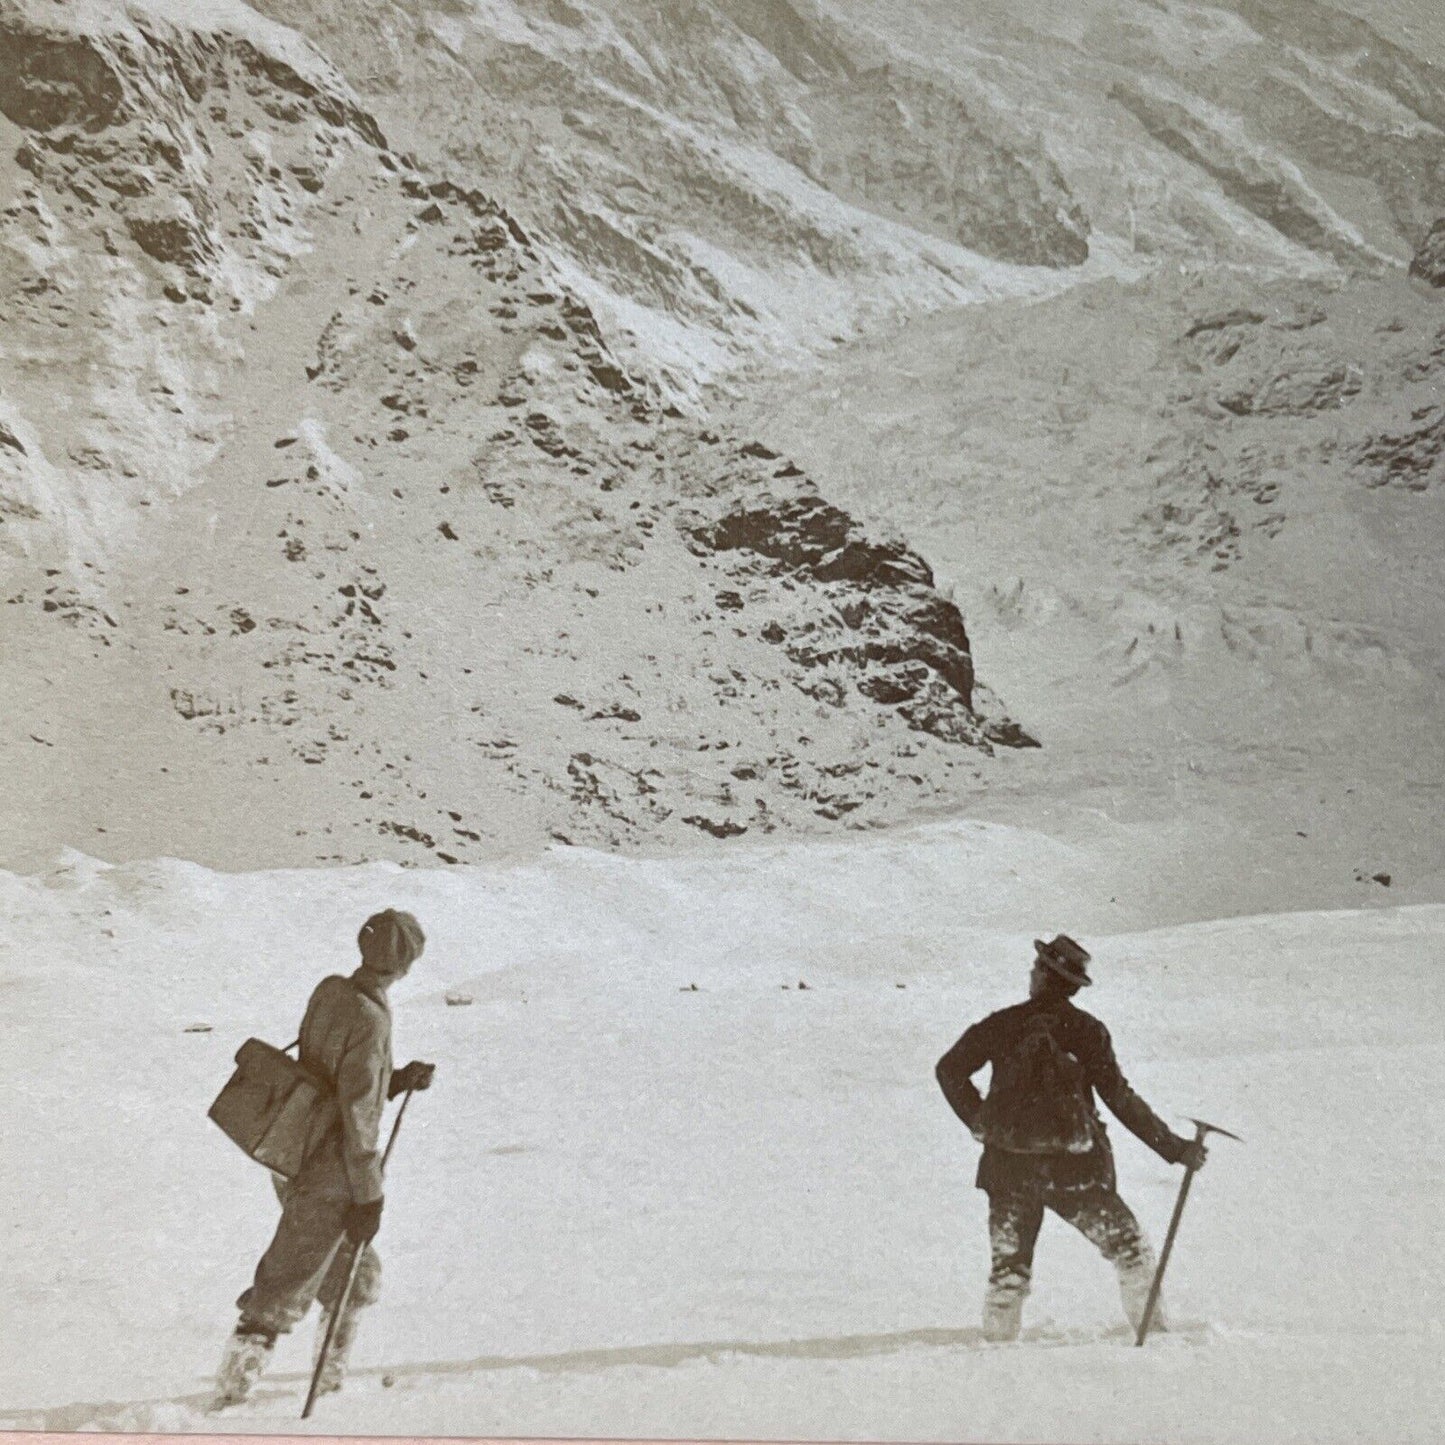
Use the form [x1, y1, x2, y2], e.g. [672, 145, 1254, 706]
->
[302, 1089, 416, 1417]
[1135, 1116, 1240, 1346]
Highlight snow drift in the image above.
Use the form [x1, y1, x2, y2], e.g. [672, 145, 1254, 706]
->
[1, 831, 1442, 1440]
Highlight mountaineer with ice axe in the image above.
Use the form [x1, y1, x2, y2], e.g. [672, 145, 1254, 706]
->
[210, 909, 435, 1410]
[937, 935, 1209, 1343]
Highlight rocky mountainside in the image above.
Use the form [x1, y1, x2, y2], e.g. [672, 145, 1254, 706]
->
[742, 258, 1445, 916]
[244, 0, 1445, 389]
[2, 0, 1443, 883]
[0, 0, 1030, 869]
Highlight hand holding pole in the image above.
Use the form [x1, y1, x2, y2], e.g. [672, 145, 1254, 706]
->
[1135, 1117, 1241, 1346]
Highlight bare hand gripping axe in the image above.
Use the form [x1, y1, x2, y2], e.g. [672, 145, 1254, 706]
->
[1135, 1117, 1241, 1346]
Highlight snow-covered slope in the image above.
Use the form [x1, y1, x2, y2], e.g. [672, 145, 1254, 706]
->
[742, 262, 1445, 920]
[245, 0, 1445, 386]
[0, 0, 1037, 870]
[4, 0, 1444, 875]
[0, 0, 384, 541]
[1, 837, 1442, 1440]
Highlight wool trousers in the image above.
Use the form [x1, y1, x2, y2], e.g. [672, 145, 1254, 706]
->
[236, 1167, 380, 1337]
[984, 1179, 1159, 1340]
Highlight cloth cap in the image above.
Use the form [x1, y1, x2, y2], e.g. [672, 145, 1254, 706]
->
[1034, 933, 1092, 988]
[358, 908, 425, 975]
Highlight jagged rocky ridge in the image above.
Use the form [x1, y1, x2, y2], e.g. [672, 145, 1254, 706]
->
[242, 0, 1098, 399]
[0, 0, 1031, 868]
[242, 0, 1445, 391]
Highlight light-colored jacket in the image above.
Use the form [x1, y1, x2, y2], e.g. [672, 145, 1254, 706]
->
[298, 970, 393, 1203]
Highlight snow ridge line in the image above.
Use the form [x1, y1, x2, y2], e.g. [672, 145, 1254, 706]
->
[1, 1321, 1219, 1431]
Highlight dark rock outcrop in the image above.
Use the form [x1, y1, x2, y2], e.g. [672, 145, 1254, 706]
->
[1218, 362, 1362, 417]
[685, 475, 1037, 749]
[1354, 406, 1445, 491]
[699, 495, 934, 591]
[0, 26, 125, 131]
[0, 1, 385, 301]
[1409, 220, 1445, 288]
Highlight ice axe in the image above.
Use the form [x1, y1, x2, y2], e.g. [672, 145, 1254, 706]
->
[1134, 1117, 1241, 1346]
[302, 1088, 416, 1418]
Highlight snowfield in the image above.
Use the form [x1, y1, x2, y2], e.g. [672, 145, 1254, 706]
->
[1, 823, 1442, 1442]
[5, 1, 1444, 1440]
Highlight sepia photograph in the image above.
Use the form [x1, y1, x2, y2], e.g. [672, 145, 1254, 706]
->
[1, 0, 1442, 1440]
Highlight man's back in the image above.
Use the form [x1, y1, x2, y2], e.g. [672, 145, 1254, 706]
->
[299, 974, 392, 1091]
[937, 993, 1185, 1182]
[962, 996, 1109, 1082]
[297, 973, 393, 1202]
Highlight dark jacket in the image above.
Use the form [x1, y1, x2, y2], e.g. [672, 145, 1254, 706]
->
[936, 994, 1186, 1193]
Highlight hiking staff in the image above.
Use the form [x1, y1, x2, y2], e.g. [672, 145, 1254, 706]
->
[1134, 1117, 1241, 1346]
[303, 1086, 417, 1417]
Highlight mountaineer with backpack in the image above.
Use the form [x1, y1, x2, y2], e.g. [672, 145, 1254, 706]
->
[209, 908, 435, 1410]
[935, 934, 1207, 1343]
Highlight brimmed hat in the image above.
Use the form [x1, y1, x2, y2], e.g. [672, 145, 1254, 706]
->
[1034, 933, 1092, 988]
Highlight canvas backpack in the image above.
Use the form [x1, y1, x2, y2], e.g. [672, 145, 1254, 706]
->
[978, 1014, 1097, 1155]
[208, 1036, 335, 1179]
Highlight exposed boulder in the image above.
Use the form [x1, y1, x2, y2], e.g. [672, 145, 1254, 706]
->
[1218, 362, 1362, 417]
[1354, 406, 1445, 492]
[685, 476, 1036, 749]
